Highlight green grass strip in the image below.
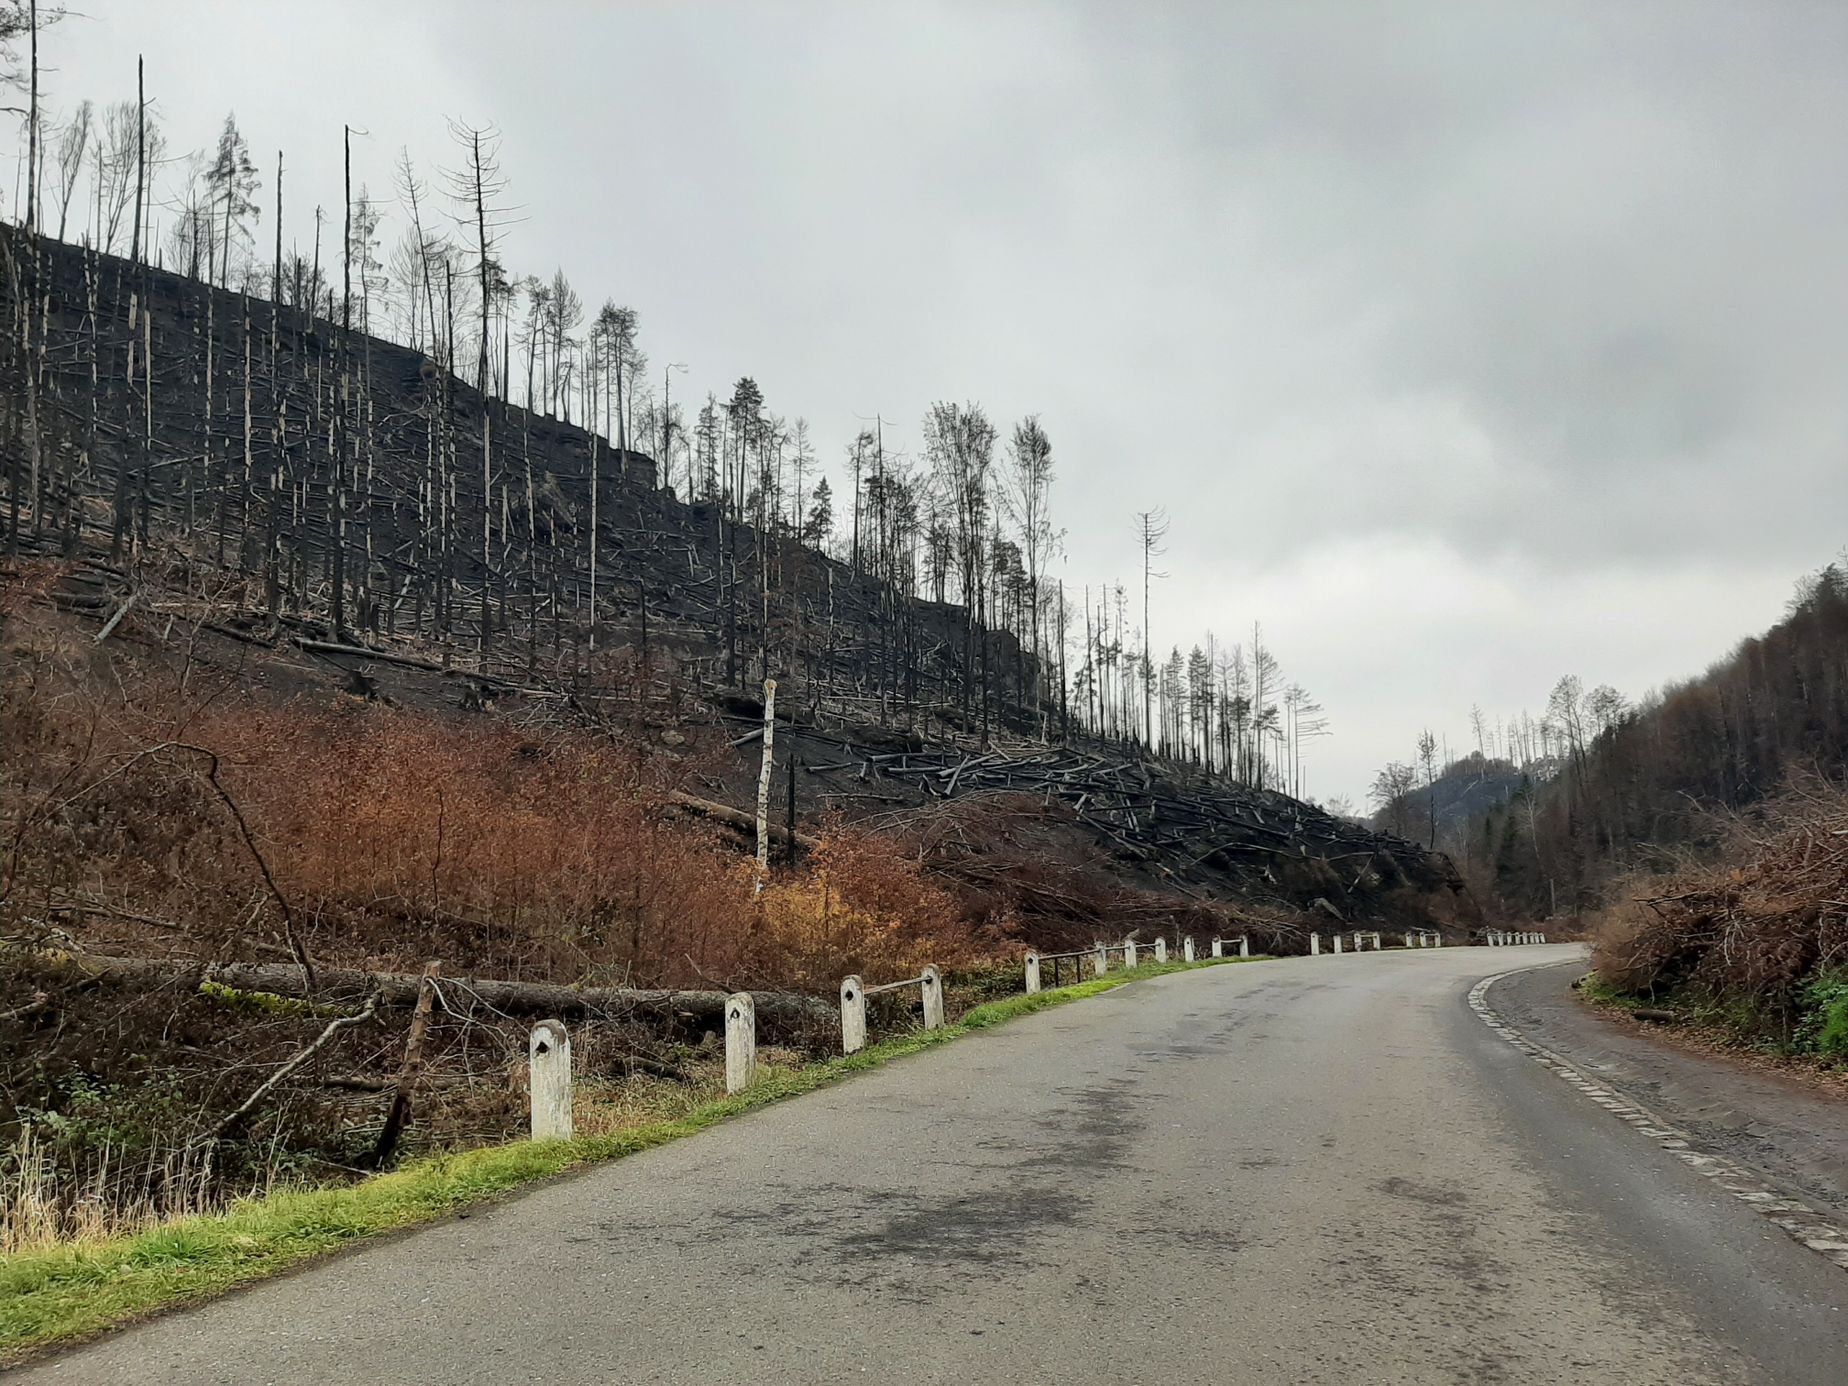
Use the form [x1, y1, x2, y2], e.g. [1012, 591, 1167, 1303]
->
[0, 953, 1261, 1363]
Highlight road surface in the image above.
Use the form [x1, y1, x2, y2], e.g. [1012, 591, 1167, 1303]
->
[18, 945, 1847, 1384]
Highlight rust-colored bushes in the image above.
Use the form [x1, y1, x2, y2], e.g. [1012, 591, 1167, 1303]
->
[1590, 785, 1848, 1039]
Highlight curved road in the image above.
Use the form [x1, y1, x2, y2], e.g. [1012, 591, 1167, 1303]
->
[18, 945, 1847, 1384]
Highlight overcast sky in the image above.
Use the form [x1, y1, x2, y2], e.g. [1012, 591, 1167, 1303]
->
[27, 1, 1848, 804]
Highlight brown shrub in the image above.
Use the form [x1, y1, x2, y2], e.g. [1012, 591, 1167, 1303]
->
[1589, 783, 1848, 1024]
[1, 616, 991, 993]
[752, 825, 988, 989]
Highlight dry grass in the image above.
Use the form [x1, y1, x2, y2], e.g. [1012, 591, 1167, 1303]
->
[0, 1121, 262, 1257]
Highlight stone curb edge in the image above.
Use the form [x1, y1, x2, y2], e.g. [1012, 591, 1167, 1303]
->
[1468, 966, 1848, 1274]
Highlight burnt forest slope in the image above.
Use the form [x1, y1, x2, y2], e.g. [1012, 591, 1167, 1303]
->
[1, 228, 1462, 944]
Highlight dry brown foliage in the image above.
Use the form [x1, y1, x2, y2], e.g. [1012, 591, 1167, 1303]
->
[1590, 783, 1848, 1025]
[0, 607, 988, 993]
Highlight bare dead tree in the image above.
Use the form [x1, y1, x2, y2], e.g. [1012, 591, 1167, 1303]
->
[1134, 507, 1169, 752]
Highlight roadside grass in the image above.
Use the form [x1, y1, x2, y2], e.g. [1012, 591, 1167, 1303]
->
[0, 953, 1261, 1364]
[1577, 972, 1645, 1011]
[1577, 968, 1848, 1070]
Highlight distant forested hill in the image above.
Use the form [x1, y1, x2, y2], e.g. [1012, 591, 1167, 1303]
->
[1382, 562, 1848, 921]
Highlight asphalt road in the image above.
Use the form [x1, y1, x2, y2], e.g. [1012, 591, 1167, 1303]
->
[18, 945, 1847, 1384]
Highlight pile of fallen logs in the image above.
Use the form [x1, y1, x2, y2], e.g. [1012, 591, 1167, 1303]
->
[806, 743, 1454, 894]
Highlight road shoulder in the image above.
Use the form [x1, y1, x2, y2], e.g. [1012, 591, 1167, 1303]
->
[1486, 960, 1848, 1218]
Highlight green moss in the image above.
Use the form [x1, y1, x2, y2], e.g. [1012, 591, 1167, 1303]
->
[196, 980, 339, 1018]
[0, 952, 1261, 1363]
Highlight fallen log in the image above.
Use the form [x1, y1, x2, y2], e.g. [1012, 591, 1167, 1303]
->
[29, 951, 834, 1030]
[292, 636, 445, 672]
[665, 790, 821, 851]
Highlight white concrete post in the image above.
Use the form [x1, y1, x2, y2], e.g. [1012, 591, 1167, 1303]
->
[841, 975, 867, 1055]
[1183, 937, 1196, 962]
[528, 1020, 573, 1141]
[1125, 939, 1139, 968]
[1239, 935, 1251, 958]
[1310, 933, 1321, 956]
[1093, 941, 1108, 976]
[725, 993, 756, 1094]
[1333, 934, 1343, 954]
[1211, 938, 1224, 958]
[1435, 934, 1444, 947]
[920, 965, 945, 1030]
[1154, 938, 1168, 964]
[1024, 949, 1042, 995]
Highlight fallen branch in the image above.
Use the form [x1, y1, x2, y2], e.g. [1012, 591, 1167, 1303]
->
[370, 960, 442, 1168]
[93, 590, 137, 643]
[665, 789, 820, 852]
[194, 989, 382, 1147]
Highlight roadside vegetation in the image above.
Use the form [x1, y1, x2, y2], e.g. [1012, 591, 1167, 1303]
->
[1588, 784, 1848, 1063]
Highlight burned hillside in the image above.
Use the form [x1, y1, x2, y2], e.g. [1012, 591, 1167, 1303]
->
[1, 225, 1460, 948]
